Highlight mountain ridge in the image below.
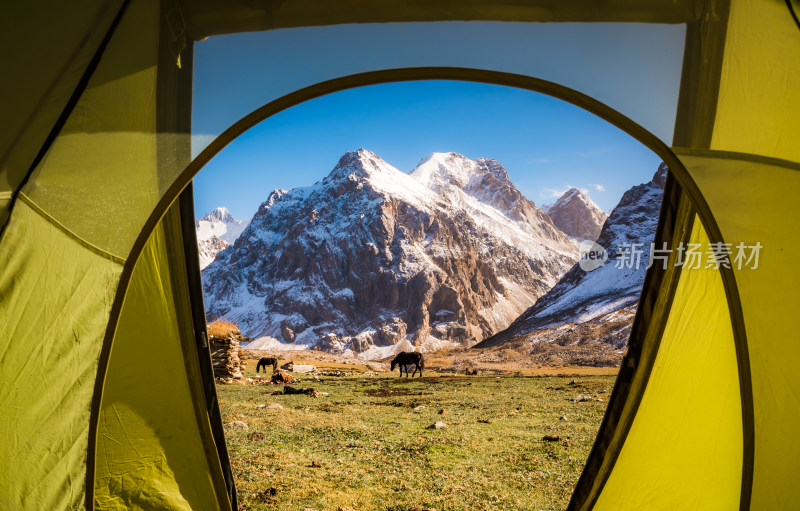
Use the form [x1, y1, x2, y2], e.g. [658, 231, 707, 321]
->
[196, 207, 250, 269]
[475, 162, 667, 350]
[545, 187, 607, 241]
[202, 149, 578, 358]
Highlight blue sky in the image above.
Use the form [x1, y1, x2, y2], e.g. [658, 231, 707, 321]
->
[193, 80, 663, 219]
[191, 22, 683, 221]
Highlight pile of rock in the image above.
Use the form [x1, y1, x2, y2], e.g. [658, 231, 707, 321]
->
[271, 369, 299, 384]
[208, 322, 248, 378]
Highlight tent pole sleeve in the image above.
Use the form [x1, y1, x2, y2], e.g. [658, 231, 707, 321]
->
[178, 183, 239, 509]
[673, 0, 731, 148]
[567, 173, 693, 511]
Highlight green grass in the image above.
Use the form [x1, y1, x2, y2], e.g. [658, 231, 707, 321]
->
[217, 371, 615, 510]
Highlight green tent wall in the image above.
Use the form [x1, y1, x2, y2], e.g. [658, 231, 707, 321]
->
[0, 1, 798, 509]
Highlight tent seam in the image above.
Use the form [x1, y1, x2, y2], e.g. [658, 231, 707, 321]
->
[178, 184, 238, 509]
[0, 0, 131, 248]
[673, 147, 800, 170]
[0, 1, 122, 222]
[16, 193, 126, 265]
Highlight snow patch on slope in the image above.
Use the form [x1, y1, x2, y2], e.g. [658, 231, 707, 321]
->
[196, 207, 251, 269]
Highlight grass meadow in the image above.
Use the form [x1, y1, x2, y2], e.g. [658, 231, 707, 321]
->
[218, 363, 615, 511]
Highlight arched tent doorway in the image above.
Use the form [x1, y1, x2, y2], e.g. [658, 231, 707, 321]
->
[0, 2, 797, 510]
[108, 65, 752, 510]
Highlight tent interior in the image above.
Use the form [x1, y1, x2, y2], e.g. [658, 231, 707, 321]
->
[0, 1, 798, 510]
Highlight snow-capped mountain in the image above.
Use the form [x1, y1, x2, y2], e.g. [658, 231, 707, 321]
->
[476, 163, 668, 349]
[196, 207, 250, 269]
[545, 188, 607, 241]
[202, 149, 578, 357]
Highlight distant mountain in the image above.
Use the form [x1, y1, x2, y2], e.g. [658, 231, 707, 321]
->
[475, 163, 667, 350]
[545, 188, 607, 241]
[201, 150, 578, 358]
[195, 207, 250, 270]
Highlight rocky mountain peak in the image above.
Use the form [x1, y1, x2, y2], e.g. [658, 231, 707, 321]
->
[202, 150, 579, 357]
[409, 153, 565, 243]
[264, 189, 288, 208]
[545, 188, 607, 241]
[203, 206, 236, 223]
[476, 162, 668, 350]
[652, 162, 668, 189]
[474, 157, 512, 181]
[411, 152, 494, 189]
[196, 207, 251, 270]
[324, 148, 395, 183]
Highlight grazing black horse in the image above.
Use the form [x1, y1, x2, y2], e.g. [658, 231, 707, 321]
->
[391, 351, 424, 377]
[256, 357, 278, 373]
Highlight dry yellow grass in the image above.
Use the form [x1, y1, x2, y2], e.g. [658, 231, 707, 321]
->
[207, 321, 241, 338]
[219, 370, 617, 510]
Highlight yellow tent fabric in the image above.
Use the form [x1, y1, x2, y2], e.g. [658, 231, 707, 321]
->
[594, 215, 743, 510]
[0, 0, 798, 509]
[0, 1, 124, 227]
[96, 206, 229, 510]
[678, 150, 800, 510]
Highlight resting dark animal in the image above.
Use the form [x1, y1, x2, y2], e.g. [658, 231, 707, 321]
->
[390, 351, 424, 377]
[256, 357, 278, 373]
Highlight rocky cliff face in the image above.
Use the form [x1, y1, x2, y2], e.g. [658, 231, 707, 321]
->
[544, 188, 607, 241]
[196, 207, 251, 269]
[476, 163, 668, 350]
[202, 150, 577, 357]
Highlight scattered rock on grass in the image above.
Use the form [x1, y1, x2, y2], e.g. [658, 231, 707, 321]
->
[228, 421, 248, 430]
[559, 416, 568, 421]
[477, 419, 492, 424]
[291, 364, 316, 373]
[573, 395, 592, 402]
[338, 507, 356, 511]
[438, 409, 447, 415]
[265, 403, 283, 410]
[428, 422, 446, 430]
[284, 386, 321, 397]
[311, 461, 322, 468]
[271, 369, 299, 384]
[542, 434, 560, 442]
[413, 405, 425, 411]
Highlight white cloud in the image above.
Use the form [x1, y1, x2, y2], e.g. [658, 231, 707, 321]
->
[541, 184, 589, 198]
[592, 183, 606, 192]
[541, 186, 569, 198]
